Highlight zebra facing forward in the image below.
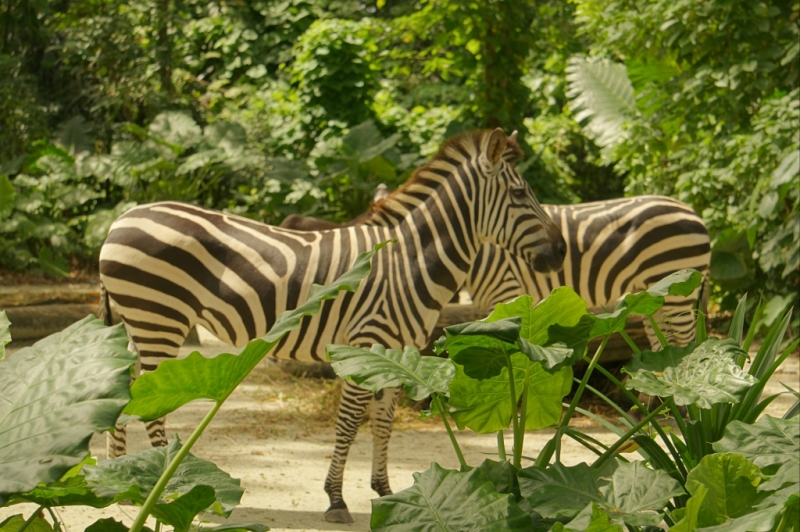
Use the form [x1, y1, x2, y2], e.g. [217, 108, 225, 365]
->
[465, 196, 711, 349]
[98, 128, 566, 523]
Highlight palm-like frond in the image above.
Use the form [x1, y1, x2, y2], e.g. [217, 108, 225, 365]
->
[566, 56, 639, 148]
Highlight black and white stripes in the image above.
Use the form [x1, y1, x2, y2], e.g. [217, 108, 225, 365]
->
[98, 128, 565, 523]
[465, 195, 711, 348]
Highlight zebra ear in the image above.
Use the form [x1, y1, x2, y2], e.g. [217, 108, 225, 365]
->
[485, 128, 508, 167]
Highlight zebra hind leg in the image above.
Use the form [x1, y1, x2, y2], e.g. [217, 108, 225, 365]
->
[369, 387, 399, 497]
[324, 379, 373, 524]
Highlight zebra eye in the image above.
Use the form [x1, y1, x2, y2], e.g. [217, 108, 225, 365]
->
[511, 188, 526, 199]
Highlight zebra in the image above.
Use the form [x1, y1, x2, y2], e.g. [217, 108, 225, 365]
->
[284, 194, 711, 350]
[463, 196, 711, 350]
[98, 128, 567, 524]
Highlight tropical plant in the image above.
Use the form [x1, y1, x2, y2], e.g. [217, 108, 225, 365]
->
[0, 243, 386, 532]
[328, 270, 800, 529]
[565, 0, 800, 324]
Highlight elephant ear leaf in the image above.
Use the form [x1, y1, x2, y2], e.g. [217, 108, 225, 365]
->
[371, 463, 531, 531]
[0, 316, 136, 504]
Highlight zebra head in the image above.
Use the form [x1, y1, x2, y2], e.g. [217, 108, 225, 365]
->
[472, 128, 566, 273]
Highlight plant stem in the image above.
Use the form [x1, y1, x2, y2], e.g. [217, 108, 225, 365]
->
[648, 315, 669, 349]
[593, 399, 672, 469]
[497, 431, 507, 461]
[619, 330, 641, 355]
[17, 507, 45, 532]
[433, 394, 466, 469]
[546, 335, 610, 465]
[588, 363, 687, 478]
[129, 401, 222, 532]
[502, 343, 520, 461]
[45, 507, 61, 532]
[775, 507, 789, 532]
[514, 375, 529, 468]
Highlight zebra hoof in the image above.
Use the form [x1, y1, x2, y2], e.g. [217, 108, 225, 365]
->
[324, 505, 354, 524]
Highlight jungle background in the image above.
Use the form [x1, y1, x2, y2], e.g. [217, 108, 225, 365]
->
[0, 0, 798, 331]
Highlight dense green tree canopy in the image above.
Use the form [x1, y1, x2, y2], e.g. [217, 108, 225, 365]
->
[0, 0, 797, 327]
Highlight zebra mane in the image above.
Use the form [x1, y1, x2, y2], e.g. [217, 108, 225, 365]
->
[362, 129, 523, 222]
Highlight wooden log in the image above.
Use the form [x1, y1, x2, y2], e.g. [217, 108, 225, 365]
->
[0, 284, 101, 307]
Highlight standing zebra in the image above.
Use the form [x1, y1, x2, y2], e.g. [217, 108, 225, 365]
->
[98, 128, 566, 523]
[465, 196, 711, 349]
[285, 195, 711, 349]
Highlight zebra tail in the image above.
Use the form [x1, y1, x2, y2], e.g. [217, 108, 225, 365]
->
[98, 284, 113, 327]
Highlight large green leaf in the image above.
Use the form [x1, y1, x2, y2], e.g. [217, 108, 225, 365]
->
[623, 338, 755, 408]
[484, 289, 589, 346]
[7, 456, 114, 508]
[370, 463, 531, 531]
[440, 289, 589, 376]
[447, 353, 571, 433]
[518, 462, 604, 519]
[670, 484, 707, 532]
[0, 514, 54, 532]
[566, 56, 638, 148]
[597, 461, 684, 526]
[0, 310, 10, 361]
[327, 344, 455, 401]
[147, 112, 202, 149]
[591, 269, 704, 337]
[520, 461, 681, 526]
[713, 416, 799, 471]
[684, 454, 767, 528]
[0, 317, 135, 503]
[124, 242, 389, 420]
[204, 121, 247, 157]
[85, 437, 242, 532]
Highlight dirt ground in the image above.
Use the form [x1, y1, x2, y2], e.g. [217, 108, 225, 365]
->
[2, 341, 798, 532]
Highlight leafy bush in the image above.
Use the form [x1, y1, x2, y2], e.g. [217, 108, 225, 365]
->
[328, 270, 800, 529]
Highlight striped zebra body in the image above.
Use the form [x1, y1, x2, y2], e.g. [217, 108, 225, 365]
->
[99, 129, 566, 523]
[466, 196, 711, 348]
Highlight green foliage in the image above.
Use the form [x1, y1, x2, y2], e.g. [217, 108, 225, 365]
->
[327, 344, 455, 401]
[1, 243, 382, 532]
[85, 438, 242, 532]
[371, 463, 532, 532]
[329, 270, 800, 530]
[0, 316, 135, 504]
[569, 0, 800, 319]
[623, 339, 754, 409]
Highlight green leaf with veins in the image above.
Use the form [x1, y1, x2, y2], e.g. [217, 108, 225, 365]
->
[0, 316, 135, 504]
[713, 416, 799, 472]
[370, 463, 531, 531]
[591, 269, 704, 337]
[597, 461, 684, 526]
[623, 338, 755, 408]
[327, 344, 455, 401]
[448, 353, 571, 433]
[684, 453, 768, 528]
[85, 437, 242, 532]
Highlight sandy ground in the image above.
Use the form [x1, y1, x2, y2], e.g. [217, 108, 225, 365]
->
[2, 341, 798, 532]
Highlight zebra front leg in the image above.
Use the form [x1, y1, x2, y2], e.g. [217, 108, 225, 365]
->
[324, 379, 373, 524]
[369, 387, 399, 497]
